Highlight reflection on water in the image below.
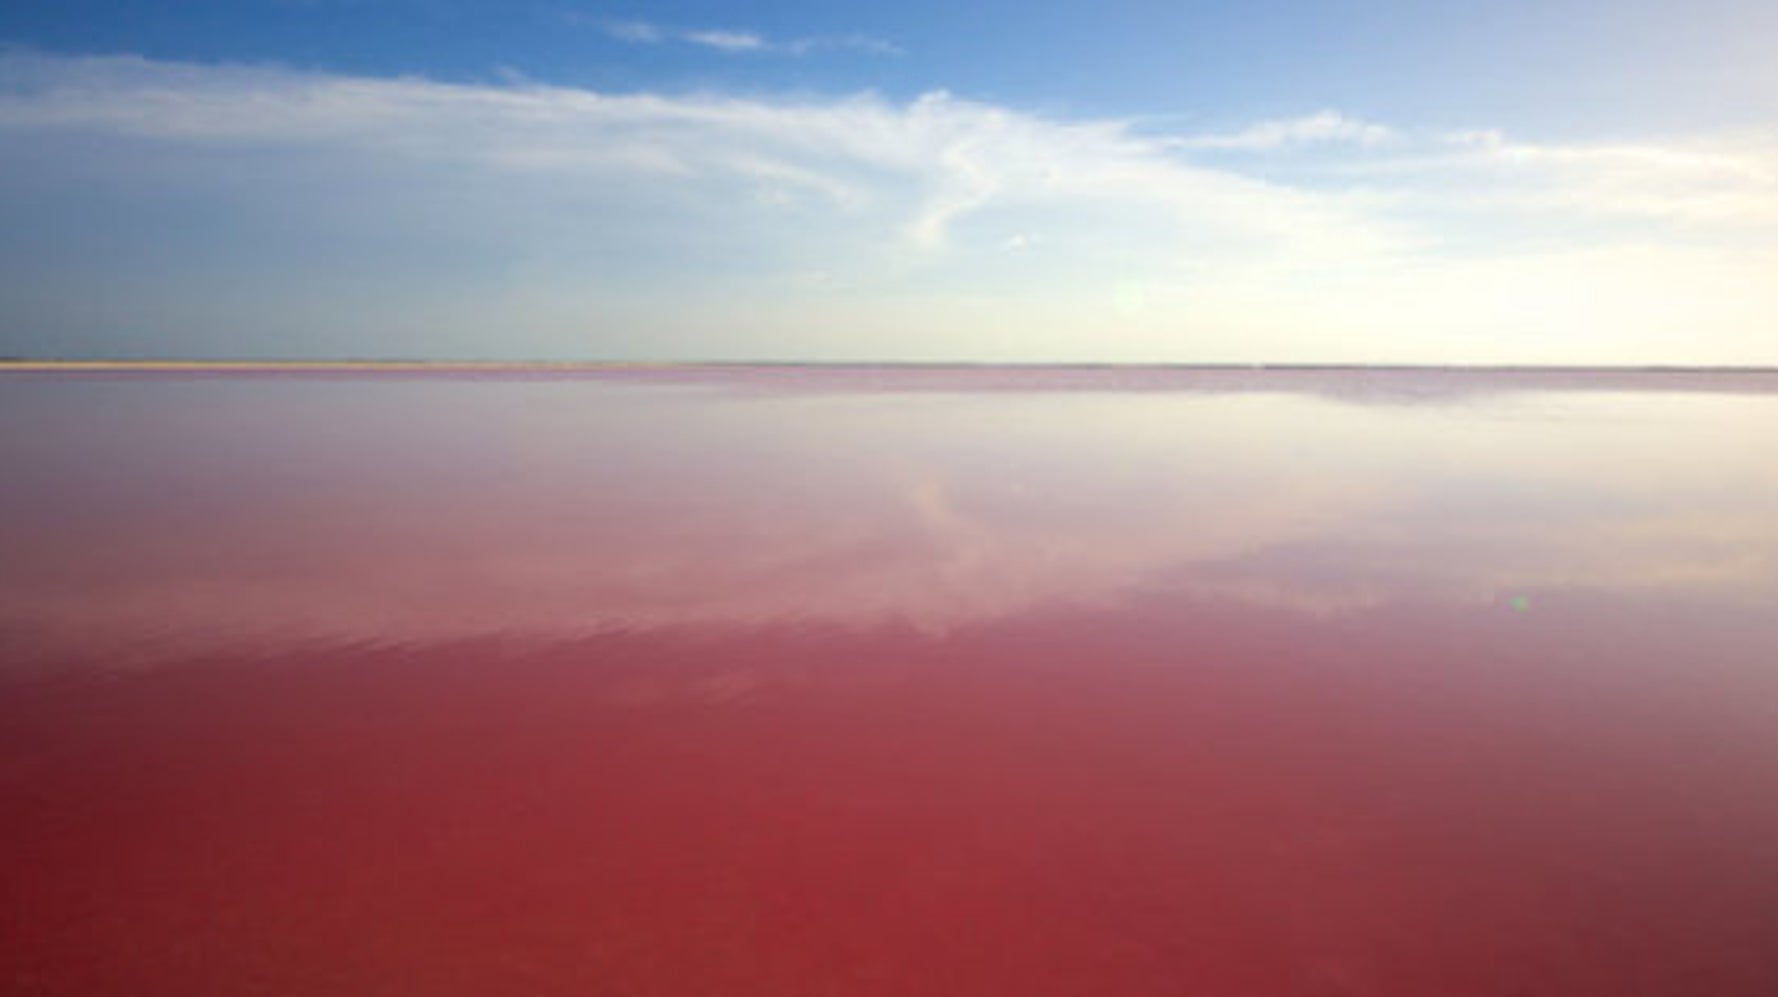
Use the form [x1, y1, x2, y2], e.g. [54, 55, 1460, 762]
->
[3, 369, 1777, 996]
[5, 371, 1777, 654]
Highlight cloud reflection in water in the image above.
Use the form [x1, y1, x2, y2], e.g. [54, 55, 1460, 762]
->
[2, 371, 1775, 663]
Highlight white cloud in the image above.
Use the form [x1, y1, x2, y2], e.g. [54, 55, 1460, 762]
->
[0, 51, 1774, 364]
[601, 19, 663, 44]
[1452, 132, 1778, 225]
[681, 29, 767, 53]
[0, 52, 1390, 258]
[806, 34, 905, 57]
[594, 18, 902, 57]
[1171, 110, 1397, 151]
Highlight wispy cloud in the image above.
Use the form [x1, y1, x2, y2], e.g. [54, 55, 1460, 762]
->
[681, 29, 767, 53]
[588, 16, 903, 56]
[0, 52, 1773, 364]
[601, 19, 663, 43]
[1169, 111, 1397, 151]
[788, 33, 904, 57]
[1427, 129, 1778, 225]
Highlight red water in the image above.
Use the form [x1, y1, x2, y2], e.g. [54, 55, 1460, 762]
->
[4, 370, 1777, 995]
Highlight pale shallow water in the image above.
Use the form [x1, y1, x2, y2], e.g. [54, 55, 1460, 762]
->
[3, 369, 1777, 996]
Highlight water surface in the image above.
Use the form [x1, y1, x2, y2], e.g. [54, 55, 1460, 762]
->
[3, 368, 1777, 995]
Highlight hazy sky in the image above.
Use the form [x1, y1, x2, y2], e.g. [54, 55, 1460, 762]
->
[2, 1, 1775, 362]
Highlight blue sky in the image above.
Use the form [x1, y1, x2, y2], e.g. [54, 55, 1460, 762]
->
[7, 1, 1775, 133]
[2, 1, 1776, 362]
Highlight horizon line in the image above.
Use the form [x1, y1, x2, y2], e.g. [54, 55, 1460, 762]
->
[5, 360, 1778, 374]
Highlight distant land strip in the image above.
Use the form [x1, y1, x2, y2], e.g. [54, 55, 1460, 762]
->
[7, 360, 1778, 398]
[4, 360, 1778, 373]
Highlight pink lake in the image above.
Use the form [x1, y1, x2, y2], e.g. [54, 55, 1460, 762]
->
[3, 368, 1777, 996]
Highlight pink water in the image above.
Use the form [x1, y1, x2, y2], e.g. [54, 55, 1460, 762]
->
[4, 369, 1777, 996]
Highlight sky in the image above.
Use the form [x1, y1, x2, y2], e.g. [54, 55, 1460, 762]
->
[1, 1, 1775, 363]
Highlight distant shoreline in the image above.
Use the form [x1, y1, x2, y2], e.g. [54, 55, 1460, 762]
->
[7, 361, 1778, 400]
[4, 360, 1777, 374]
